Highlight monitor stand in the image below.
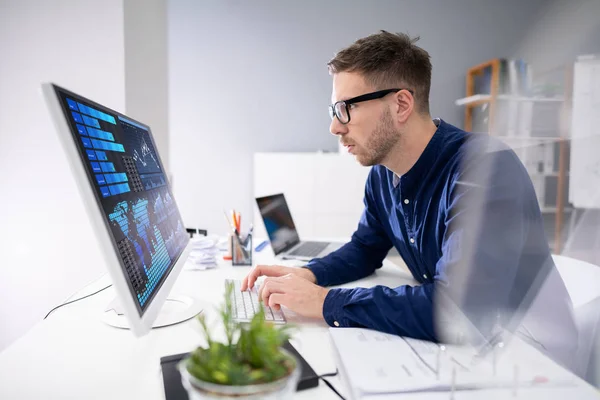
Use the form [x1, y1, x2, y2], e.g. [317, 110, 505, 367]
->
[102, 295, 203, 329]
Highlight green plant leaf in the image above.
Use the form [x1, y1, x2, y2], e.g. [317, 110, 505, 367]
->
[186, 282, 296, 386]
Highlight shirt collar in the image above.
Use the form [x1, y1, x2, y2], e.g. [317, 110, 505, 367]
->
[392, 118, 442, 188]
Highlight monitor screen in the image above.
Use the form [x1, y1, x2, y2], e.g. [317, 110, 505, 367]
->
[256, 194, 300, 254]
[55, 86, 189, 315]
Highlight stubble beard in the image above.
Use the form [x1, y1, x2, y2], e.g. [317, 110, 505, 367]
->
[356, 108, 400, 167]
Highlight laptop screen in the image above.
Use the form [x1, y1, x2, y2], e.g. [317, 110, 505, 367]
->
[256, 194, 300, 255]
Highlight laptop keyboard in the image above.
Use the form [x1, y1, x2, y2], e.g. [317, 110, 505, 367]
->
[226, 279, 286, 324]
[287, 241, 329, 258]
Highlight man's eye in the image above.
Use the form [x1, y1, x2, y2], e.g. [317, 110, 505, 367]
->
[348, 103, 357, 109]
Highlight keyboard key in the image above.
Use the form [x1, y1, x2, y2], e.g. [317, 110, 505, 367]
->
[225, 279, 286, 325]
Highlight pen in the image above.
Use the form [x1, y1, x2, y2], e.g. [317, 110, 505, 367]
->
[243, 224, 254, 246]
[255, 240, 268, 252]
[223, 210, 249, 260]
[223, 210, 241, 237]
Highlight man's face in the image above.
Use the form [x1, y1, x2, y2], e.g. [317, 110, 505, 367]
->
[330, 72, 401, 166]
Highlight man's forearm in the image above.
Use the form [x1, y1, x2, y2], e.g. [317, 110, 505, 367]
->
[323, 284, 437, 341]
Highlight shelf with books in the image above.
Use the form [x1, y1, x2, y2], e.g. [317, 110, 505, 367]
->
[458, 59, 572, 253]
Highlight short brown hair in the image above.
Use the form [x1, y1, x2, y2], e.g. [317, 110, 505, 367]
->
[328, 31, 432, 115]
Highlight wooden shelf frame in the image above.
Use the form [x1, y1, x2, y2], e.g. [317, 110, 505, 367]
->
[462, 59, 572, 254]
[464, 59, 501, 132]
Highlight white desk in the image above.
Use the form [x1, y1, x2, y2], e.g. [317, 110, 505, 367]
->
[0, 247, 598, 400]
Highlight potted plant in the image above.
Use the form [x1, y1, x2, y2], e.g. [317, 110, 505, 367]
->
[179, 282, 300, 399]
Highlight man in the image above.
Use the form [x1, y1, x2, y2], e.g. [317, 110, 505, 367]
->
[242, 31, 576, 366]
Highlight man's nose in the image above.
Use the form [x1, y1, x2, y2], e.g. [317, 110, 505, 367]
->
[330, 116, 348, 136]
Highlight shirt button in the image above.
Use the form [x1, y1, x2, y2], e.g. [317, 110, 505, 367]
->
[404, 199, 409, 204]
[423, 274, 428, 279]
[410, 238, 415, 244]
[333, 321, 340, 327]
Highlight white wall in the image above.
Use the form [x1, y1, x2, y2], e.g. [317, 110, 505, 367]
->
[167, 0, 549, 237]
[0, 0, 125, 351]
[124, 0, 170, 173]
[512, 0, 600, 76]
[254, 153, 371, 240]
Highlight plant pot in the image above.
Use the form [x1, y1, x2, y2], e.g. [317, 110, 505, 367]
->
[178, 349, 301, 399]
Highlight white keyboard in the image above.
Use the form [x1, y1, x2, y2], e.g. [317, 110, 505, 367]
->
[226, 279, 286, 324]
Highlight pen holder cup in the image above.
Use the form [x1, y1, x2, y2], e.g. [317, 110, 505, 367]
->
[231, 234, 252, 266]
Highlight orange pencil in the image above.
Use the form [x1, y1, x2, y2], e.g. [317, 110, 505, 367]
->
[231, 210, 237, 232]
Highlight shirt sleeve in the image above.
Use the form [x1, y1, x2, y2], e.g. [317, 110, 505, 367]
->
[306, 169, 393, 287]
[322, 284, 437, 341]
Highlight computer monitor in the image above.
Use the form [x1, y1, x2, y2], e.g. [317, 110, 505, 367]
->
[42, 83, 202, 336]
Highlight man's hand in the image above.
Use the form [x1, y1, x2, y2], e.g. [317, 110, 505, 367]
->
[258, 273, 329, 319]
[241, 264, 316, 291]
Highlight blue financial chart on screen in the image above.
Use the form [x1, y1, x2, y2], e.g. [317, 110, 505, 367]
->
[58, 87, 189, 314]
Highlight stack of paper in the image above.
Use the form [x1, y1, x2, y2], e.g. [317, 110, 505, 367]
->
[185, 235, 219, 270]
[329, 328, 575, 399]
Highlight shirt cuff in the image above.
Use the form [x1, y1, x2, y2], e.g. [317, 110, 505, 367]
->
[322, 288, 354, 328]
[305, 260, 330, 286]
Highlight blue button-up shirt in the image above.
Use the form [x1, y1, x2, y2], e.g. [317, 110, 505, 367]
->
[307, 119, 570, 342]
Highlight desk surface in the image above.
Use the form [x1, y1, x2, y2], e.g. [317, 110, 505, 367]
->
[0, 248, 598, 400]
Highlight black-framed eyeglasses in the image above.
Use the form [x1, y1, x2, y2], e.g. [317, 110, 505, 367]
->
[328, 88, 414, 124]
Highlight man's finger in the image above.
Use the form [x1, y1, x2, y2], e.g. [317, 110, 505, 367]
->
[243, 264, 282, 291]
[243, 265, 269, 290]
[248, 265, 282, 289]
[259, 278, 285, 304]
[241, 265, 263, 291]
[240, 276, 249, 291]
[258, 277, 280, 302]
[268, 293, 285, 310]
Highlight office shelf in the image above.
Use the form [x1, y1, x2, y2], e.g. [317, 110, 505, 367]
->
[496, 95, 565, 102]
[541, 207, 574, 213]
[530, 172, 570, 177]
[454, 94, 492, 106]
[458, 58, 572, 253]
[455, 95, 564, 106]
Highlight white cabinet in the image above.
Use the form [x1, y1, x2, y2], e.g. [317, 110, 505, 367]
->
[253, 152, 371, 239]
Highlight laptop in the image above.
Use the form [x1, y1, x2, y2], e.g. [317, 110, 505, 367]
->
[256, 193, 343, 261]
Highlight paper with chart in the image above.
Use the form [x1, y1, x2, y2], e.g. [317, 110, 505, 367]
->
[329, 328, 574, 396]
[570, 57, 600, 208]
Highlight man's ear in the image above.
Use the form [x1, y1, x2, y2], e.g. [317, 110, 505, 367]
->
[393, 89, 414, 124]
